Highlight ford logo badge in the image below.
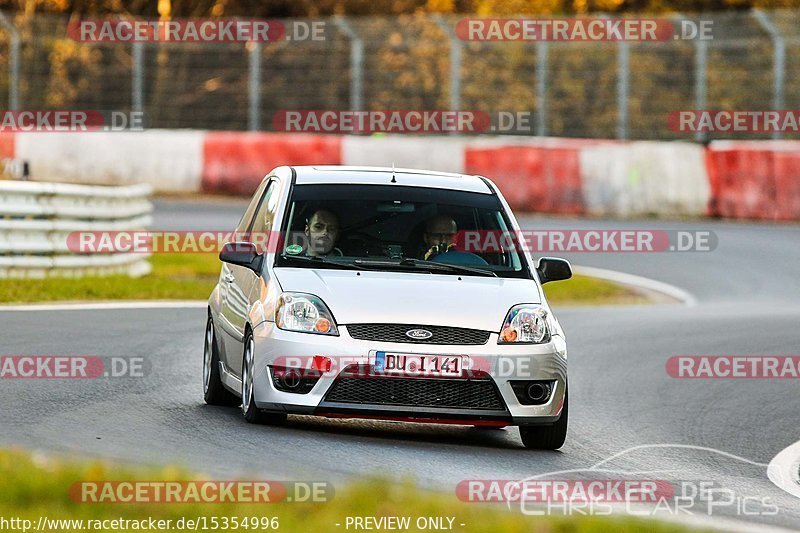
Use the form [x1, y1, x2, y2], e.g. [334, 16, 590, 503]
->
[406, 329, 433, 340]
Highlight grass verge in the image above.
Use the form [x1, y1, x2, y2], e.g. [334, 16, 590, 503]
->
[0, 449, 697, 533]
[0, 254, 644, 305]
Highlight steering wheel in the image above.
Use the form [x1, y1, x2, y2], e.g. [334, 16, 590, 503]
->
[341, 232, 392, 257]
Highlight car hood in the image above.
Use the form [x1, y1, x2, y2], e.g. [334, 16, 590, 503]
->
[272, 267, 541, 331]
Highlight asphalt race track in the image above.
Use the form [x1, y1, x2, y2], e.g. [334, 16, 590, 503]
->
[1, 198, 799, 531]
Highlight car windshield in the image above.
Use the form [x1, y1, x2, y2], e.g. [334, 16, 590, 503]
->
[274, 184, 531, 279]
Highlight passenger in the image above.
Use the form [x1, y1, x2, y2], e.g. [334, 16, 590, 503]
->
[421, 215, 457, 260]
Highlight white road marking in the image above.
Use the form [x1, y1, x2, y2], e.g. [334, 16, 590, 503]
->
[572, 265, 697, 306]
[0, 301, 207, 312]
[768, 440, 800, 499]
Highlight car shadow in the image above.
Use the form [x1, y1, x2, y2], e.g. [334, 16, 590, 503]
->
[200, 403, 522, 449]
[198, 404, 566, 453]
[290, 415, 526, 450]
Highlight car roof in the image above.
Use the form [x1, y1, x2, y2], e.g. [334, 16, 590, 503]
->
[290, 165, 493, 195]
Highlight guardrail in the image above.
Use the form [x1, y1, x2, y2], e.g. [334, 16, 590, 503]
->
[0, 181, 153, 278]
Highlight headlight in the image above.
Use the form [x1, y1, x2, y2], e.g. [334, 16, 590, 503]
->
[275, 293, 339, 336]
[498, 304, 551, 344]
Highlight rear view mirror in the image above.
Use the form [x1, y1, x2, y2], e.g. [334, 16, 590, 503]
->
[536, 257, 572, 284]
[219, 242, 262, 272]
[377, 201, 416, 213]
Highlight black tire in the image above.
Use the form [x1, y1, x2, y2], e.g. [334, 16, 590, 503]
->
[203, 316, 240, 406]
[241, 330, 287, 425]
[519, 390, 568, 450]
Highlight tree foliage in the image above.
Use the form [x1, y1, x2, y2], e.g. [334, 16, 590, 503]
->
[2, 0, 800, 16]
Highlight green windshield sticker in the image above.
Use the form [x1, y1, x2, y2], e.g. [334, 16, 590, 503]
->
[285, 244, 303, 255]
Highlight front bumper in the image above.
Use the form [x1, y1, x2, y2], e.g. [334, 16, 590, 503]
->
[251, 321, 567, 426]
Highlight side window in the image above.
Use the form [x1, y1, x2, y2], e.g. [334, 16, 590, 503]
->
[249, 180, 280, 252]
[235, 180, 269, 235]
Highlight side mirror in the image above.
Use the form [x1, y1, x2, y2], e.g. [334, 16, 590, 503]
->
[536, 257, 572, 284]
[219, 242, 262, 272]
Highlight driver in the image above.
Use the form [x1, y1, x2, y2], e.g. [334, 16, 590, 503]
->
[421, 215, 457, 260]
[304, 209, 342, 257]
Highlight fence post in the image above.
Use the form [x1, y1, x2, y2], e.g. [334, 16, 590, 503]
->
[131, 41, 144, 119]
[0, 12, 20, 110]
[536, 41, 549, 137]
[334, 18, 363, 112]
[616, 40, 630, 140]
[753, 10, 785, 141]
[248, 41, 262, 131]
[694, 39, 708, 143]
[434, 16, 462, 116]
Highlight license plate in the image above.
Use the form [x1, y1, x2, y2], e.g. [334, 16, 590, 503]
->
[374, 352, 467, 377]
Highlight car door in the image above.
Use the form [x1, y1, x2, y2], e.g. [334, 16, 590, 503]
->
[217, 179, 269, 369]
[221, 178, 281, 379]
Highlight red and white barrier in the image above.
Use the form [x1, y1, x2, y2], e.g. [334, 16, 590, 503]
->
[203, 132, 342, 195]
[2, 130, 799, 221]
[0, 132, 14, 159]
[464, 142, 586, 214]
[707, 141, 800, 221]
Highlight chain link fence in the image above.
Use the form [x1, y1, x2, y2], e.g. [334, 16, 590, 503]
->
[0, 10, 798, 140]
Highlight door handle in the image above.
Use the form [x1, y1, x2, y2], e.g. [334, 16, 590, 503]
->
[224, 273, 235, 284]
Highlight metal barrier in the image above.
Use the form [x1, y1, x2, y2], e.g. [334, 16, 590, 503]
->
[0, 181, 152, 278]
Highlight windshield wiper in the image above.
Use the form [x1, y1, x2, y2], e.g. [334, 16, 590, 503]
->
[399, 257, 497, 277]
[352, 257, 496, 277]
[278, 254, 364, 270]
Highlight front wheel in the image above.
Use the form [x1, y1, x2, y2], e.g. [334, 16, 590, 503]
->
[519, 390, 568, 450]
[203, 317, 240, 406]
[241, 331, 287, 425]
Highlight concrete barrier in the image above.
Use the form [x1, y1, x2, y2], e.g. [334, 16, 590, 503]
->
[342, 135, 467, 174]
[465, 144, 585, 214]
[0, 132, 14, 159]
[203, 132, 342, 195]
[707, 141, 800, 220]
[3, 129, 799, 221]
[14, 130, 205, 192]
[579, 141, 710, 217]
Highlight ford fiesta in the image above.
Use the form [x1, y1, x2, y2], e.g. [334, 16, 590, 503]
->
[204, 166, 572, 449]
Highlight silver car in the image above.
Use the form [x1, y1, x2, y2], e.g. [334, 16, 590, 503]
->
[204, 165, 572, 449]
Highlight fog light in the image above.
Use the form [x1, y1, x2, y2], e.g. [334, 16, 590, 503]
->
[271, 366, 320, 394]
[526, 382, 550, 403]
[510, 380, 555, 405]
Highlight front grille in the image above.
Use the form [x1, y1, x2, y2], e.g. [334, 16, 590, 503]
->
[324, 376, 505, 410]
[346, 323, 491, 345]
